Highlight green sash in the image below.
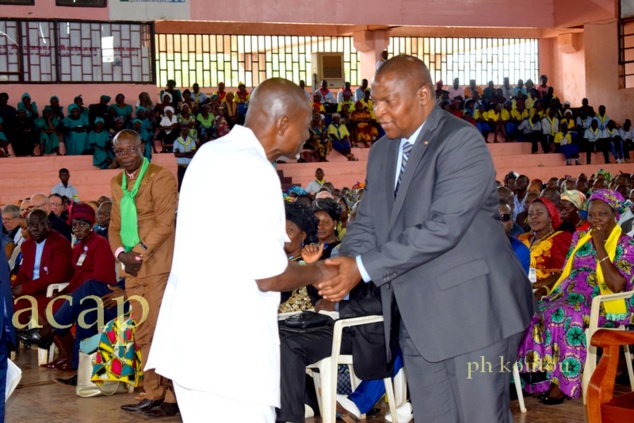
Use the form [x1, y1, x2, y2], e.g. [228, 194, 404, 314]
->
[120, 158, 149, 252]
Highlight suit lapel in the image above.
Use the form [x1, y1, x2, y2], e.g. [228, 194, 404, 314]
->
[387, 106, 444, 230]
[383, 139, 399, 214]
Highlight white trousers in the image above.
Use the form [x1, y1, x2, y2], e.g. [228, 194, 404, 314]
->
[174, 382, 275, 422]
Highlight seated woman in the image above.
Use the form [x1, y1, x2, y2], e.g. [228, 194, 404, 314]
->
[312, 197, 342, 258]
[327, 113, 357, 161]
[517, 190, 634, 403]
[308, 113, 330, 162]
[560, 190, 590, 231]
[155, 106, 179, 152]
[517, 198, 573, 288]
[112, 93, 133, 128]
[89, 117, 114, 169]
[350, 101, 378, 148]
[67, 95, 89, 122]
[63, 104, 90, 155]
[212, 106, 230, 139]
[279, 202, 320, 313]
[18, 203, 118, 371]
[196, 104, 214, 142]
[35, 106, 61, 156]
[17, 92, 39, 120]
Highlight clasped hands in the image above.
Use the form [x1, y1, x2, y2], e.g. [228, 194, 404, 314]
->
[301, 244, 361, 303]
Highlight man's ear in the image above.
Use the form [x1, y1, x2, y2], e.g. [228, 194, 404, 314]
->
[277, 115, 289, 136]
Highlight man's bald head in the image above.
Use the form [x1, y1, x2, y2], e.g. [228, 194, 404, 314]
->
[497, 186, 515, 209]
[30, 193, 51, 214]
[245, 78, 312, 162]
[375, 55, 435, 102]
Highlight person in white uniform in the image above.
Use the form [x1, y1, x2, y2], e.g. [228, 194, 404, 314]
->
[146, 78, 334, 423]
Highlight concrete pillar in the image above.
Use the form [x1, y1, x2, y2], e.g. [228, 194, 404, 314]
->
[353, 30, 390, 85]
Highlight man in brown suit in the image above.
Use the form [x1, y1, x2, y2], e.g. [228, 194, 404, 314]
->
[109, 129, 179, 418]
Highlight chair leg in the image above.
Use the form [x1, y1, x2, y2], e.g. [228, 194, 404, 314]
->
[319, 360, 337, 423]
[383, 377, 398, 423]
[583, 330, 598, 404]
[393, 367, 408, 407]
[512, 362, 526, 413]
[624, 344, 634, 392]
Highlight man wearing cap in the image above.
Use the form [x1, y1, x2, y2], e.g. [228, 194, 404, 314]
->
[109, 129, 179, 418]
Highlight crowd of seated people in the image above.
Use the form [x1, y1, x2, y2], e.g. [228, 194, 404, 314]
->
[435, 75, 633, 165]
[1, 163, 634, 420]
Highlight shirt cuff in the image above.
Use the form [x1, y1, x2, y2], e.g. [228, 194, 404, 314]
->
[356, 255, 372, 283]
[115, 246, 126, 259]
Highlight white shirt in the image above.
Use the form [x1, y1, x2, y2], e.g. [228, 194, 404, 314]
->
[159, 115, 178, 134]
[305, 179, 326, 195]
[602, 128, 619, 139]
[33, 238, 47, 280]
[147, 125, 288, 408]
[355, 87, 367, 102]
[173, 136, 196, 166]
[51, 183, 79, 202]
[448, 86, 465, 100]
[584, 127, 602, 142]
[576, 116, 593, 130]
[517, 119, 542, 134]
[541, 116, 559, 136]
[619, 127, 633, 140]
[593, 114, 610, 130]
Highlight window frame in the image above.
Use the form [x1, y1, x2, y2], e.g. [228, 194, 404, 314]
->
[55, 0, 108, 7]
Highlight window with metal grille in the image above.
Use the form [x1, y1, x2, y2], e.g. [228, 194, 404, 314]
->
[155, 34, 360, 88]
[0, 19, 154, 83]
[619, 19, 634, 88]
[388, 36, 539, 86]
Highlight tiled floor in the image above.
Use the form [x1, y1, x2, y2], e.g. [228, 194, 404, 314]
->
[7, 346, 628, 422]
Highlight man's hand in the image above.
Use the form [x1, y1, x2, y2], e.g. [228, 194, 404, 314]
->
[314, 299, 337, 312]
[301, 243, 324, 264]
[316, 256, 361, 302]
[101, 285, 127, 309]
[11, 285, 23, 297]
[118, 251, 143, 276]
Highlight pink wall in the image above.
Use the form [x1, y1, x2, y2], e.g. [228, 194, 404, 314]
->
[584, 19, 634, 124]
[553, 0, 615, 28]
[189, 0, 553, 28]
[546, 33, 586, 106]
[2, 3, 109, 21]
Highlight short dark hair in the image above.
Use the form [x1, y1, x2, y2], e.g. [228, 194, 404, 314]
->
[49, 193, 63, 201]
[285, 202, 318, 245]
[59, 168, 69, 174]
[312, 198, 341, 222]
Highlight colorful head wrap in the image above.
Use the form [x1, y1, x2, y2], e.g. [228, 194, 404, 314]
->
[21, 92, 31, 101]
[68, 104, 79, 112]
[588, 189, 625, 220]
[530, 197, 562, 230]
[100, 95, 111, 102]
[94, 117, 105, 125]
[561, 190, 587, 211]
[596, 169, 612, 183]
[71, 203, 95, 225]
[287, 186, 308, 197]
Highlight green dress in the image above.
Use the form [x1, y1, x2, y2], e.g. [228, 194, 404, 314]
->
[63, 115, 90, 155]
[89, 129, 113, 169]
[35, 116, 60, 154]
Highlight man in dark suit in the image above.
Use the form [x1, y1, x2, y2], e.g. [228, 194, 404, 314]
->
[317, 56, 534, 422]
[0, 246, 16, 421]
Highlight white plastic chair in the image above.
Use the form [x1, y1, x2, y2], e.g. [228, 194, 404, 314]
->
[582, 289, 634, 404]
[512, 362, 527, 413]
[305, 315, 399, 423]
[35, 282, 70, 366]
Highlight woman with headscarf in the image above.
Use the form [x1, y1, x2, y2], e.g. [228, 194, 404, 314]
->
[560, 190, 590, 231]
[89, 117, 114, 169]
[112, 93, 133, 128]
[156, 105, 179, 152]
[278, 202, 320, 313]
[517, 189, 634, 404]
[49, 95, 65, 120]
[517, 197, 573, 287]
[17, 92, 39, 120]
[35, 106, 61, 156]
[67, 95, 89, 121]
[63, 104, 90, 155]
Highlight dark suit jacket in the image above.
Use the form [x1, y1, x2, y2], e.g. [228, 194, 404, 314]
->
[339, 106, 534, 362]
[13, 229, 74, 296]
[48, 212, 71, 242]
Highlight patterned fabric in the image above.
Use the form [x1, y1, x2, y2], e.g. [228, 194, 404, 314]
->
[588, 189, 625, 220]
[91, 315, 142, 387]
[517, 231, 572, 282]
[278, 286, 314, 313]
[350, 110, 378, 145]
[517, 230, 634, 399]
[561, 190, 587, 211]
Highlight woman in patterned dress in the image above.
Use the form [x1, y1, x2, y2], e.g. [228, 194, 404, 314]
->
[516, 189, 634, 404]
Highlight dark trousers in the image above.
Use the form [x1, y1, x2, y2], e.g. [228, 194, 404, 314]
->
[177, 165, 188, 191]
[529, 131, 548, 153]
[598, 138, 613, 163]
[54, 279, 127, 369]
[0, 330, 7, 423]
[400, 321, 523, 423]
[584, 139, 599, 164]
[276, 326, 353, 423]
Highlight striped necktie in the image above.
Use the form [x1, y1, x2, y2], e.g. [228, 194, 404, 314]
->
[395, 141, 413, 196]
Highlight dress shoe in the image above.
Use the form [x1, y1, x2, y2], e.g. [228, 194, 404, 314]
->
[17, 329, 53, 349]
[52, 374, 77, 387]
[540, 395, 567, 405]
[42, 356, 70, 369]
[121, 398, 163, 412]
[142, 402, 179, 418]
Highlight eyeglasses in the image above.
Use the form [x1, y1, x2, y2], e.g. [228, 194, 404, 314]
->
[496, 214, 512, 222]
[113, 146, 141, 157]
[2, 216, 17, 222]
[50, 202, 63, 207]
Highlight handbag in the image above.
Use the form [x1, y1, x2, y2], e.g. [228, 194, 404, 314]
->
[76, 351, 129, 397]
[281, 311, 334, 332]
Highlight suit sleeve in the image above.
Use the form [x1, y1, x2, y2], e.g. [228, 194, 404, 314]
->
[21, 235, 74, 295]
[109, 178, 123, 256]
[138, 169, 177, 259]
[360, 125, 497, 286]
